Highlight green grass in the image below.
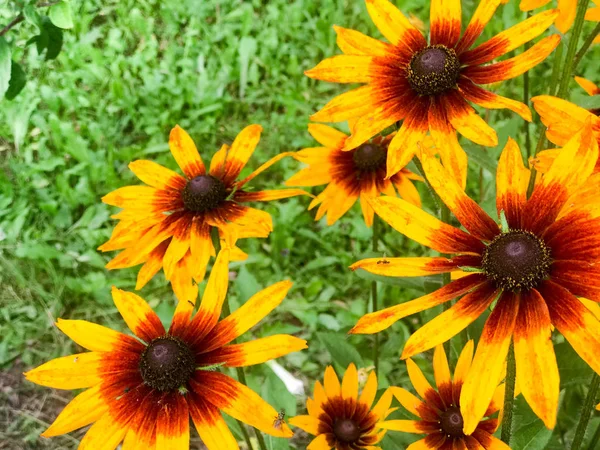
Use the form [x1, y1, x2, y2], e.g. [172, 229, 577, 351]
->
[1, 0, 599, 448]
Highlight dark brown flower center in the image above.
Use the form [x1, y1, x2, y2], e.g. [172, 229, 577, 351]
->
[139, 336, 196, 392]
[482, 230, 552, 291]
[333, 418, 361, 443]
[407, 45, 460, 96]
[440, 406, 464, 438]
[352, 143, 386, 172]
[181, 175, 227, 212]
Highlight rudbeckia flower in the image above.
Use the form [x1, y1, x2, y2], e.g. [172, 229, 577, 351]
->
[532, 82, 600, 174]
[305, 0, 560, 185]
[289, 363, 394, 449]
[349, 122, 600, 432]
[100, 124, 308, 302]
[381, 343, 510, 449]
[286, 124, 422, 227]
[25, 248, 307, 449]
[513, 0, 600, 35]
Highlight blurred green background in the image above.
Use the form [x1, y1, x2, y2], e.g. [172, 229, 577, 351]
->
[1, 0, 599, 448]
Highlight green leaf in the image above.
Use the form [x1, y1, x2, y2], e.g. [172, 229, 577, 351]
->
[555, 340, 593, 388]
[317, 331, 364, 368]
[44, 21, 63, 60]
[511, 397, 553, 450]
[238, 36, 256, 99]
[23, 5, 42, 30]
[0, 37, 11, 99]
[578, 95, 600, 111]
[5, 61, 26, 100]
[49, 1, 74, 29]
[464, 143, 498, 175]
[352, 267, 426, 291]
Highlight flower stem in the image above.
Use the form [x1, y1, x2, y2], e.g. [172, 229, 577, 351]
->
[571, 372, 600, 450]
[573, 22, 600, 74]
[501, 343, 516, 445]
[587, 419, 600, 450]
[412, 155, 440, 211]
[371, 215, 379, 378]
[556, 0, 592, 99]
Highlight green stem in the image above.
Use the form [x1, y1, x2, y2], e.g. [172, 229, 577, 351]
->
[573, 22, 600, 75]
[412, 155, 440, 211]
[549, 41, 564, 97]
[371, 215, 379, 378]
[571, 373, 600, 450]
[587, 418, 600, 450]
[556, 0, 591, 99]
[501, 343, 517, 444]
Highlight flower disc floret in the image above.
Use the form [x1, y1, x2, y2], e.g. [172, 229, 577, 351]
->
[407, 45, 461, 96]
[181, 175, 228, 212]
[482, 230, 552, 291]
[352, 143, 387, 172]
[139, 335, 196, 392]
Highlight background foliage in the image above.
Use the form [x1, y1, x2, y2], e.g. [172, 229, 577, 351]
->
[1, 0, 599, 448]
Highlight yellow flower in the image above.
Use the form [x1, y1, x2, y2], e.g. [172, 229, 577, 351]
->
[286, 124, 422, 227]
[100, 125, 309, 302]
[349, 123, 600, 432]
[514, 0, 600, 35]
[305, 0, 559, 185]
[381, 343, 510, 449]
[25, 248, 307, 449]
[289, 364, 394, 449]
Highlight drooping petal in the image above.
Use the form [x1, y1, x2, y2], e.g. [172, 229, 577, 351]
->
[462, 35, 561, 84]
[421, 154, 499, 241]
[496, 138, 530, 229]
[201, 280, 292, 352]
[461, 9, 558, 66]
[168, 125, 205, 179]
[541, 280, 600, 376]
[201, 335, 307, 367]
[56, 319, 142, 353]
[458, 78, 532, 122]
[575, 76, 600, 96]
[350, 255, 481, 277]
[514, 289, 559, 429]
[402, 283, 499, 359]
[365, 0, 427, 51]
[350, 274, 488, 334]
[155, 393, 190, 449]
[443, 91, 498, 147]
[430, 0, 462, 48]
[194, 371, 293, 437]
[456, 0, 505, 53]
[42, 385, 108, 437]
[111, 286, 164, 342]
[523, 120, 598, 234]
[222, 124, 263, 184]
[188, 395, 239, 450]
[368, 196, 485, 254]
[461, 292, 519, 435]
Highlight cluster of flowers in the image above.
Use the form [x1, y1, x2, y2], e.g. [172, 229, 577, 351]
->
[25, 0, 600, 449]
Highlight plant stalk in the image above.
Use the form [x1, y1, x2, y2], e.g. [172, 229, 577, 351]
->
[501, 343, 517, 444]
[571, 372, 600, 450]
[556, 0, 592, 99]
[371, 215, 379, 378]
[573, 22, 600, 74]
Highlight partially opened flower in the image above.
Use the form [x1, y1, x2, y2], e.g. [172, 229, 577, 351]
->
[305, 0, 559, 185]
[381, 343, 509, 449]
[286, 124, 422, 227]
[532, 87, 600, 174]
[349, 122, 600, 432]
[511, 0, 600, 35]
[289, 363, 394, 449]
[100, 124, 308, 301]
[25, 248, 307, 449]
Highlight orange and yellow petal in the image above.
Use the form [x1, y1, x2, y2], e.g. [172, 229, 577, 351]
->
[128, 159, 187, 192]
[514, 289, 559, 429]
[334, 25, 396, 57]
[189, 396, 239, 450]
[365, 0, 427, 50]
[402, 283, 499, 359]
[168, 125, 206, 179]
[111, 286, 165, 342]
[459, 78, 532, 122]
[56, 319, 142, 353]
[324, 365, 342, 398]
[496, 138, 530, 229]
[341, 363, 359, 401]
[444, 92, 498, 147]
[234, 188, 311, 202]
[78, 411, 130, 450]
[236, 151, 296, 187]
[350, 274, 488, 334]
[24, 352, 105, 389]
[289, 415, 321, 435]
[430, 0, 462, 48]
[461, 292, 519, 435]
[307, 433, 332, 450]
[222, 124, 263, 184]
[575, 76, 600, 96]
[194, 371, 293, 438]
[155, 394, 190, 449]
[456, 0, 505, 53]
[350, 256, 480, 277]
[386, 103, 430, 177]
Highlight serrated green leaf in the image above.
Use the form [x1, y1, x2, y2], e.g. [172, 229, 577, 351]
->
[317, 332, 364, 368]
[5, 61, 26, 100]
[0, 37, 11, 99]
[49, 1, 74, 29]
